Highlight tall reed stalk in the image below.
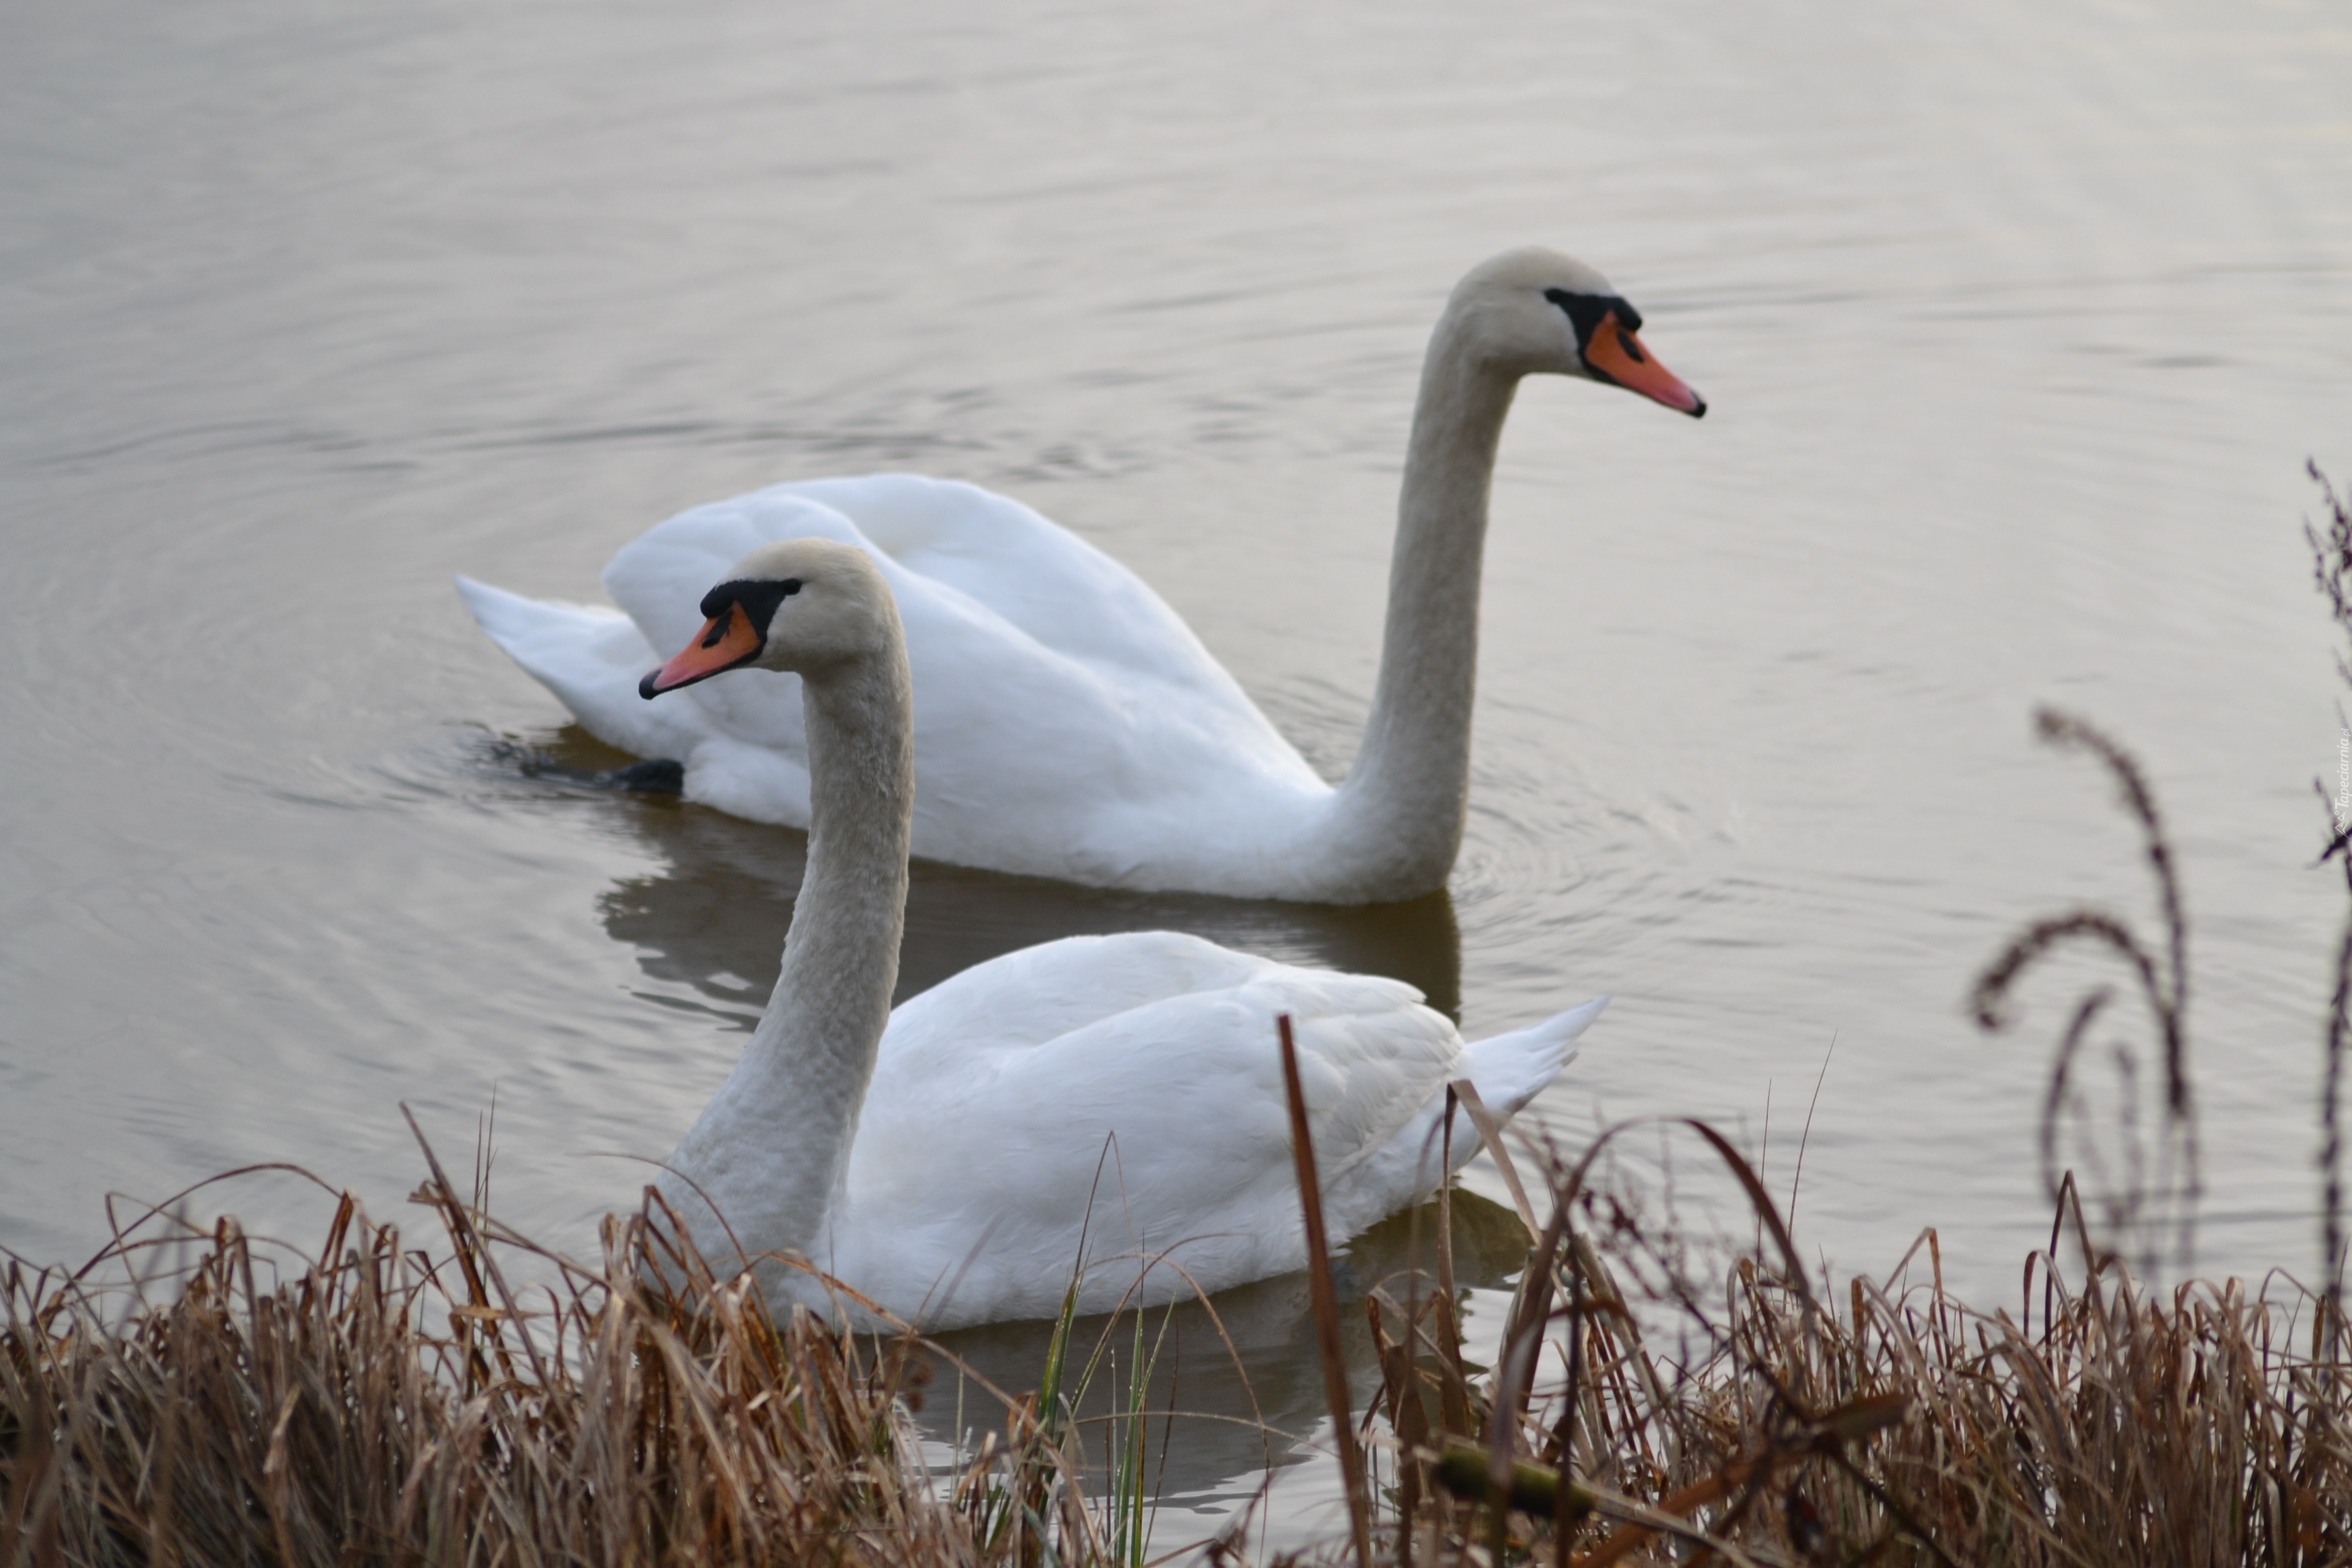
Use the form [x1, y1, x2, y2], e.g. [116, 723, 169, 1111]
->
[2306, 460, 2352, 1359]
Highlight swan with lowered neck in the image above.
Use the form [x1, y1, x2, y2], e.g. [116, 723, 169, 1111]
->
[640, 538, 1604, 1327]
[459, 247, 1703, 903]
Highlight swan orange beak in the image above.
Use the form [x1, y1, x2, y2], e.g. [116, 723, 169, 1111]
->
[1584, 313, 1706, 417]
[640, 606, 764, 698]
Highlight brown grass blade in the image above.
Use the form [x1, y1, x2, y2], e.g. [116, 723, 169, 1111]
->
[1277, 1012, 1375, 1568]
[1448, 1079, 1541, 1241]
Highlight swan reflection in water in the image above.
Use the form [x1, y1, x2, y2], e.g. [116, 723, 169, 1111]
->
[546, 728, 1465, 1022]
[914, 1189, 1534, 1512]
[518, 726, 1502, 1501]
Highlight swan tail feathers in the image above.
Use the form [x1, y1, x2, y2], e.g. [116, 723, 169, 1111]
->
[455, 575, 702, 762]
[1460, 995, 1606, 1120]
[457, 576, 639, 670]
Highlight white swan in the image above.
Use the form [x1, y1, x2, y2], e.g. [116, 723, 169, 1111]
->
[459, 247, 1703, 902]
[641, 538, 1603, 1328]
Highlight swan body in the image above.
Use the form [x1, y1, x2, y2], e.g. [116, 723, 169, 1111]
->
[462, 248, 1703, 903]
[642, 538, 1604, 1328]
[789, 929, 1597, 1326]
[460, 476, 1334, 893]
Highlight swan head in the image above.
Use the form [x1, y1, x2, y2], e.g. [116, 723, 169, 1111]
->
[638, 537, 898, 697]
[1448, 247, 1705, 417]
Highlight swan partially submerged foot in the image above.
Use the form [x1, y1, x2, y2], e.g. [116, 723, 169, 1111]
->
[498, 741, 686, 794]
[590, 757, 685, 793]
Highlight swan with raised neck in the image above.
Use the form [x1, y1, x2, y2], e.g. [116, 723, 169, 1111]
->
[634, 537, 1607, 1327]
[458, 246, 1703, 903]
[1326, 246, 1704, 892]
[647, 538, 915, 1262]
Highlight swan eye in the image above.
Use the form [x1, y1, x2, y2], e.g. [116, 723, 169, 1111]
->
[1542, 287, 1644, 347]
[700, 576, 805, 633]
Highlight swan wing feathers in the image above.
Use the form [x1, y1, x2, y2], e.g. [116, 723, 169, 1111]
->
[850, 932, 1461, 1245]
[461, 478, 1326, 863]
[877, 932, 1282, 1067]
[605, 475, 1271, 710]
[771, 476, 1250, 697]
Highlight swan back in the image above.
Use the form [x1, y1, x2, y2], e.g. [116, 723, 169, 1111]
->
[598, 478, 1330, 877]
[829, 931, 1467, 1323]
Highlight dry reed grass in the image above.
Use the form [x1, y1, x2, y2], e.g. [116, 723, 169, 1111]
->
[13, 1120, 2346, 1568]
[1349, 1128, 2352, 1568]
[0, 1132, 1147, 1568]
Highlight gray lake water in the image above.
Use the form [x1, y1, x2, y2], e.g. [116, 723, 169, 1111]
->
[4, 0, 2349, 1537]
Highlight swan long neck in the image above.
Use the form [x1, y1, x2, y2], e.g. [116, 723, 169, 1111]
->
[1333, 309, 1519, 897]
[663, 630, 914, 1265]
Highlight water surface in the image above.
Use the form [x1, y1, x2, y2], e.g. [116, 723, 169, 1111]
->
[3, 0, 2349, 1535]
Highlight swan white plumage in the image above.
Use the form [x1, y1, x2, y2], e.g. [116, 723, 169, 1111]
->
[459, 247, 1703, 902]
[640, 537, 1604, 1328]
